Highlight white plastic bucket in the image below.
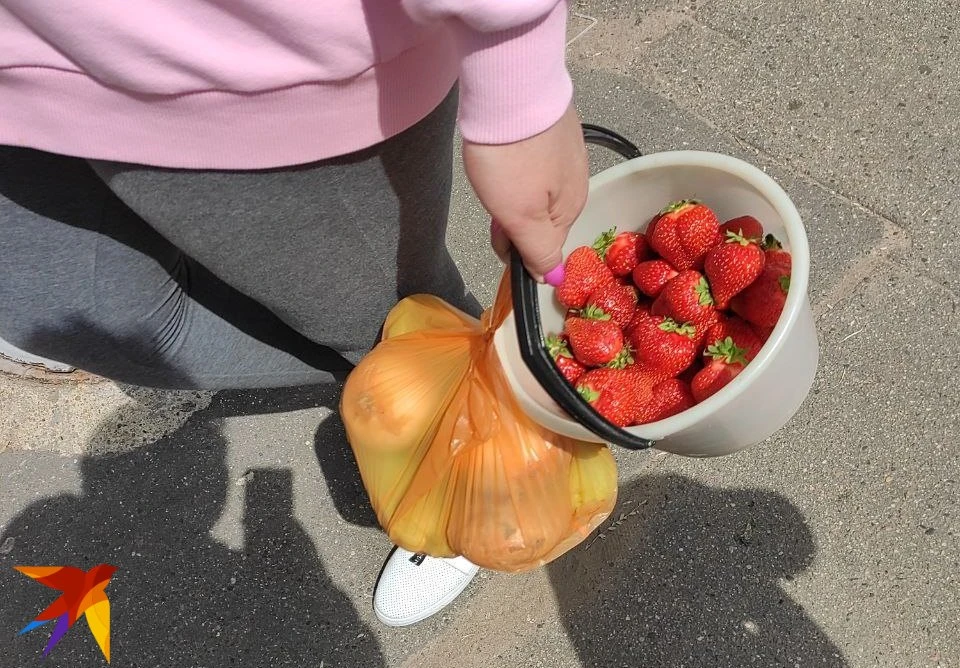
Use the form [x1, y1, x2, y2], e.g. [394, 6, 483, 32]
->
[494, 145, 819, 457]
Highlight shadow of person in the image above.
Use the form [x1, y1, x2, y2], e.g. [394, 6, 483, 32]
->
[185, 380, 379, 530]
[0, 367, 385, 666]
[548, 473, 847, 667]
[312, 387, 379, 529]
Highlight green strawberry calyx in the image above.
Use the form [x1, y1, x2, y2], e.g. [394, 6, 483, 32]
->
[606, 346, 635, 369]
[591, 227, 618, 259]
[762, 233, 784, 250]
[705, 337, 748, 365]
[724, 230, 753, 246]
[695, 277, 715, 306]
[577, 385, 600, 403]
[581, 304, 612, 321]
[545, 334, 572, 359]
[778, 275, 791, 293]
[659, 318, 697, 338]
[660, 199, 701, 215]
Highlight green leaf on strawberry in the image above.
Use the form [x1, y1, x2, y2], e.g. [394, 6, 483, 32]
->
[660, 198, 701, 214]
[695, 276, 714, 306]
[577, 386, 600, 403]
[581, 304, 612, 321]
[778, 275, 791, 292]
[762, 233, 783, 250]
[705, 337, 749, 366]
[657, 318, 697, 338]
[724, 230, 753, 246]
[591, 227, 618, 259]
[606, 347, 635, 369]
[545, 334, 572, 359]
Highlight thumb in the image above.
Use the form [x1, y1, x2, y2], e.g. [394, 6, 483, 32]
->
[501, 215, 568, 281]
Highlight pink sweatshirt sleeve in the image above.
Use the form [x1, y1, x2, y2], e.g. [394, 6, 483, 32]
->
[406, 0, 572, 144]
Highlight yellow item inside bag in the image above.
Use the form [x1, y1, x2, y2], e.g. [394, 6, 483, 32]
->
[340, 272, 617, 572]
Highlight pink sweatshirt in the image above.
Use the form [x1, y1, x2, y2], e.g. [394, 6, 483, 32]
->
[0, 0, 572, 169]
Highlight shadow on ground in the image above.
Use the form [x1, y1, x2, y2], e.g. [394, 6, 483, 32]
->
[0, 380, 383, 667]
[548, 473, 847, 667]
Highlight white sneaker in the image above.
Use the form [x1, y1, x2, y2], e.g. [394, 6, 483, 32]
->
[373, 546, 479, 627]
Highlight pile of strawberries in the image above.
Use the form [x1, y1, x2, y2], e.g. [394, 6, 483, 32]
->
[548, 199, 792, 428]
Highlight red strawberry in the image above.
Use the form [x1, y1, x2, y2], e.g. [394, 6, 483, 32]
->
[648, 200, 723, 270]
[691, 337, 749, 402]
[752, 323, 775, 342]
[704, 231, 765, 309]
[720, 215, 764, 241]
[626, 301, 653, 332]
[585, 281, 638, 328]
[565, 306, 624, 367]
[576, 368, 640, 427]
[635, 378, 695, 425]
[761, 234, 792, 273]
[627, 314, 699, 379]
[556, 246, 615, 310]
[595, 228, 652, 277]
[730, 266, 790, 329]
[705, 314, 764, 361]
[632, 259, 679, 299]
[652, 270, 718, 330]
[546, 334, 587, 385]
[644, 212, 662, 246]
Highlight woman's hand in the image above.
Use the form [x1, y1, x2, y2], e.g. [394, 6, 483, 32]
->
[463, 103, 588, 282]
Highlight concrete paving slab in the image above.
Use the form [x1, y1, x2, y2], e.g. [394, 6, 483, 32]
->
[569, 0, 960, 294]
[569, 65, 895, 305]
[0, 374, 212, 456]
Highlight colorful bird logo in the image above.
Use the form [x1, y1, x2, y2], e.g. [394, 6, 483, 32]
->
[14, 564, 117, 662]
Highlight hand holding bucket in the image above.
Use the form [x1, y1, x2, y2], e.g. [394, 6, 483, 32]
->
[494, 125, 820, 458]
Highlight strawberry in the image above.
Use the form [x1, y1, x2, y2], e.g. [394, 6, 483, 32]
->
[635, 378, 695, 425]
[691, 337, 749, 402]
[585, 281, 638, 328]
[626, 301, 653, 332]
[652, 270, 718, 330]
[565, 305, 624, 367]
[627, 314, 699, 379]
[644, 212, 662, 247]
[761, 234, 792, 273]
[545, 334, 587, 385]
[704, 314, 764, 361]
[752, 323, 775, 342]
[647, 200, 723, 270]
[576, 368, 640, 428]
[720, 215, 764, 241]
[703, 231, 765, 309]
[595, 228, 652, 277]
[556, 246, 615, 310]
[632, 259, 679, 299]
[730, 265, 790, 329]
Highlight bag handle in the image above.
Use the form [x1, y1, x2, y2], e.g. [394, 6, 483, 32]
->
[509, 124, 654, 451]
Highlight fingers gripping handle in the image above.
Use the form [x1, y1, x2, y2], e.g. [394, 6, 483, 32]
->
[510, 125, 654, 451]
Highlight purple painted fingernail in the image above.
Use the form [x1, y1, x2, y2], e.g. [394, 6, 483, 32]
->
[544, 264, 565, 286]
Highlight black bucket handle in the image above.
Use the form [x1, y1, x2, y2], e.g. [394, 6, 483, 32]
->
[509, 124, 654, 451]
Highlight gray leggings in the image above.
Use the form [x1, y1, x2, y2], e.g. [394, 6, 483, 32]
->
[0, 89, 479, 389]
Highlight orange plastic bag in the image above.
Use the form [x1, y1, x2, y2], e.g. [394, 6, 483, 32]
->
[340, 272, 618, 572]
